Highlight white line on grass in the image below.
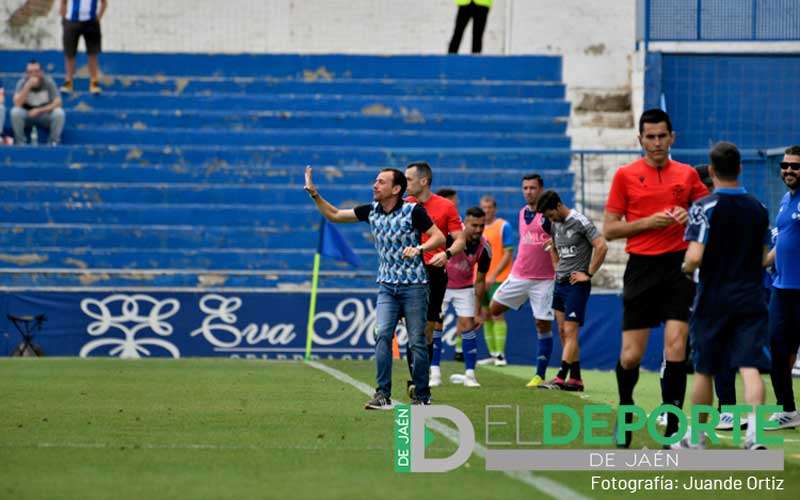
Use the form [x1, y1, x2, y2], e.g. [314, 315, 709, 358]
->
[306, 360, 590, 500]
[716, 433, 800, 443]
[0, 442, 393, 451]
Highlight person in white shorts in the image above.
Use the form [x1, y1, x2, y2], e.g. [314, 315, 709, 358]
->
[430, 207, 492, 388]
[489, 174, 557, 386]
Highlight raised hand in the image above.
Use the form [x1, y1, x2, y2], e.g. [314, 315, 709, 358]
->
[304, 165, 318, 198]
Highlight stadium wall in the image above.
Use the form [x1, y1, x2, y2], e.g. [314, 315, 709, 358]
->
[0, 290, 667, 371]
[1, 0, 634, 112]
[644, 52, 800, 151]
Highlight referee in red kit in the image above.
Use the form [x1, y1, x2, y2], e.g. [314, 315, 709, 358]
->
[603, 109, 709, 447]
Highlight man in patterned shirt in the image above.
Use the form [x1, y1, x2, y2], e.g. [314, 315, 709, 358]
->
[304, 166, 445, 408]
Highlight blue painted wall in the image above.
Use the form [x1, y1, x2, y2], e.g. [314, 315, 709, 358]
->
[0, 290, 665, 371]
[646, 53, 800, 151]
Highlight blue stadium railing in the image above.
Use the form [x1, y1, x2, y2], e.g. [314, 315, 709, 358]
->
[640, 0, 800, 49]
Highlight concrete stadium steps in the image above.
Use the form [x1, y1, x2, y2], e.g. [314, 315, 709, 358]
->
[54, 92, 570, 116]
[0, 164, 573, 186]
[0, 270, 375, 289]
[0, 200, 578, 249]
[0, 146, 574, 169]
[3, 204, 579, 230]
[1, 50, 572, 289]
[1, 51, 563, 80]
[3, 182, 568, 206]
[58, 127, 570, 148]
[0, 74, 565, 99]
[63, 110, 568, 134]
[0, 248, 378, 271]
[0, 223, 321, 249]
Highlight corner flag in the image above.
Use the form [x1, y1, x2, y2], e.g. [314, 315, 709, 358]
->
[305, 219, 361, 360]
[318, 219, 361, 268]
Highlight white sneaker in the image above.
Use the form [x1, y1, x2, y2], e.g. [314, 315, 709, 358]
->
[429, 372, 441, 387]
[477, 357, 496, 366]
[669, 427, 707, 450]
[743, 439, 767, 450]
[656, 413, 667, 427]
[494, 354, 507, 367]
[449, 373, 466, 385]
[463, 374, 481, 388]
[766, 410, 800, 430]
[715, 412, 747, 431]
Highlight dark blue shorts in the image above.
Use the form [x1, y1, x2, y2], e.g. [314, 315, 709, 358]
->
[690, 310, 770, 375]
[552, 281, 591, 326]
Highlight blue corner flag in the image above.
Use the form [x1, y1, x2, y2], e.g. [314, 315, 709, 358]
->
[318, 219, 360, 267]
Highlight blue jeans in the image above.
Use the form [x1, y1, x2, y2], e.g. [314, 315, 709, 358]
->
[375, 283, 429, 400]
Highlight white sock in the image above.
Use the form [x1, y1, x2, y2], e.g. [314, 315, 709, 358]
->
[746, 413, 757, 443]
[466, 369, 475, 378]
[431, 366, 441, 377]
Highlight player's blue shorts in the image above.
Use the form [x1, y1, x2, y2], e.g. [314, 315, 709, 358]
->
[690, 309, 770, 375]
[552, 280, 591, 326]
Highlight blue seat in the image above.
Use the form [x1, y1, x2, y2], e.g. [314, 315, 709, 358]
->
[0, 51, 573, 290]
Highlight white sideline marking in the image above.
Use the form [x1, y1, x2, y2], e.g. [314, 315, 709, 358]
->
[716, 433, 800, 443]
[0, 442, 391, 451]
[306, 360, 589, 500]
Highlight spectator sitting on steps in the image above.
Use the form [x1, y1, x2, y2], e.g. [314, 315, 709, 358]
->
[11, 60, 66, 146]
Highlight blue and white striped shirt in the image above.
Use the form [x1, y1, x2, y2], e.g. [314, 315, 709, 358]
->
[65, 0, 100, 22]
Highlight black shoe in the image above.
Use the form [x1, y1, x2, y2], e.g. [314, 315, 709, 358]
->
[411, 397, 431, 405]
[406, 380, 415, 399]
[538, 377, 566, 390]
[562, 378, 584, 392]
[364, 392, 393, 410]
[454, 350, 464, 362]
[615, 411, 633, 448]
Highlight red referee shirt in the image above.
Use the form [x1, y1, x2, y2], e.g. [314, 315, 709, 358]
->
[405, 193, 462, 264]
[605, 158, 709, 255]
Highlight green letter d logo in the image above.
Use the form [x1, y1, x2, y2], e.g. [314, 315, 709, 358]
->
[411, 405, 475, 472]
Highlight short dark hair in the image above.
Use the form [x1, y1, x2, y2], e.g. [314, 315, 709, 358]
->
[785, 145, 800, 156]
[709, 142, 741, 181]
[693, 164, 714, 190]
[380, 168, 407, 197]
[436, 188, 457, 199]
[522, 173, 543, 187]
[406, 161, 433, 186]
[27, 59, 39, 66]
[639, 108, 673, 134]
[480, 194, 497, 207]
[535, 190, 562, 213]
[466, 206, 486, 219]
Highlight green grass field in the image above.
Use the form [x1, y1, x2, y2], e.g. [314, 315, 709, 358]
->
[1, 358, 799, 499]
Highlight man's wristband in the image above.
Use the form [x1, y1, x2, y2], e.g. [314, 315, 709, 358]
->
[310, 192, 319, 200]
[586, 272, 593, 278]
[445, 249, 453, 259]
